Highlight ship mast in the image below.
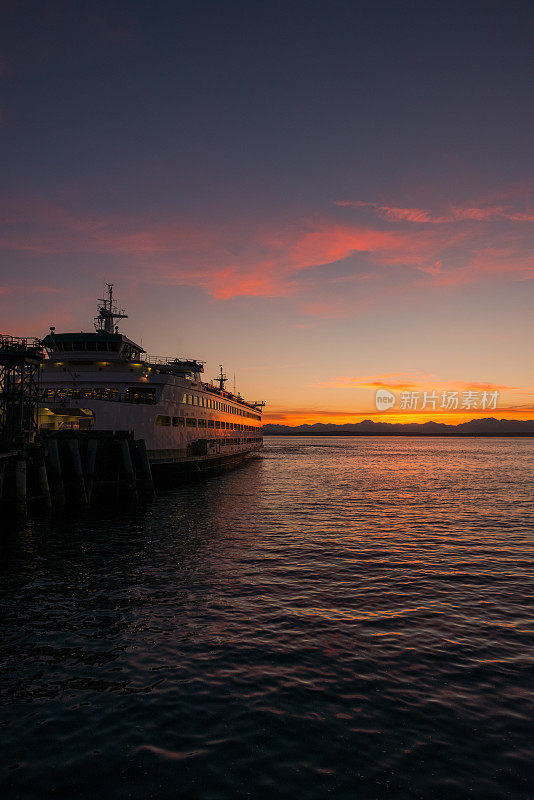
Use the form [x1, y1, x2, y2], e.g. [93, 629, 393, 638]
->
[214, 364, 228, 391]
[94, 284, 128, 333]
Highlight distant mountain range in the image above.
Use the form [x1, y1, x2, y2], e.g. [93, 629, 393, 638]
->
[263, 418, 534, 436]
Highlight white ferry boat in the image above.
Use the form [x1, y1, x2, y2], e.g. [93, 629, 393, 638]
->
[39, 286, 264, 470]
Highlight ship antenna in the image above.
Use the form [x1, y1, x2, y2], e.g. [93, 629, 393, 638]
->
[94, 283, 128, 333]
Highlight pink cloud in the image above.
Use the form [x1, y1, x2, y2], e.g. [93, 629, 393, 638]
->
[417, 247, 534, 288]
[0, 201, 443, 295]
[0, 307, 74, 338]
[0, 284, 62, 296]
[418, 260, 442, 276]
[0, 194, 533, 301]
[336, 199, 534, 224]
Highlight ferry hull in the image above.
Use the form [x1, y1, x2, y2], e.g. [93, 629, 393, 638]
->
[150, 447, 261, 482]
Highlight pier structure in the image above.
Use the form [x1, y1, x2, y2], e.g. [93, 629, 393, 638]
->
[0, 334, 154, 522]
[0, 334, 44, 445]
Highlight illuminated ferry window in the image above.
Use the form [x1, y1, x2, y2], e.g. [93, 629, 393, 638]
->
[193, 395, 198, 406]
[207, 419, 214, 428]
[215, 420, 221, 428]
[198, 418, 206, 427]
[186, 418, 196, 427]
[126, 387, 156, 404]
[172, 417, 185, 427]
[181, 393, 187, 403]
[156, 415, 171, 426]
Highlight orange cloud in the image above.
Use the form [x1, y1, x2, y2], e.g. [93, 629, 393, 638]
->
[318, 372, 423, 391]
[317, 373, 534, 394]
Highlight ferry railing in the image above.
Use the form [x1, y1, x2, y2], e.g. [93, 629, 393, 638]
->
[200, 382, 264, 411]
[144, 355, 205, 367]
[41, 388, 157, 405]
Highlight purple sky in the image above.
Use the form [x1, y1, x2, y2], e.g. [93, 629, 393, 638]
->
[1, 0, 533, 421]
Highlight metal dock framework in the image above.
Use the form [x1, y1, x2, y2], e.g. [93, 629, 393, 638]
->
[0, 335, 44, 445]
[0, 335, 154, 523]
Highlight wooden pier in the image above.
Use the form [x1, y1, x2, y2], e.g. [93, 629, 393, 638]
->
[0, 432, 155, 522]
[0, 334, 155, 523]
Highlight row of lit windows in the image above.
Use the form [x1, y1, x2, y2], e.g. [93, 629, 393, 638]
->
[180, 393, 260, 420]
[220, 437, 262, 446]
[156, 415, 261, 431]
[43, 387, 156, 404]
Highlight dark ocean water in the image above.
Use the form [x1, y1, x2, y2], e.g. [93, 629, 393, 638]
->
[1, 436, 533, 800]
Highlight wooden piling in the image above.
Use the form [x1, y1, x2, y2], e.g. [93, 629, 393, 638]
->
[119, 438, 138, 503]
[36, 453, 52, 511]
[15, 457, 27, 519]
[85, 439, 98, 502]
[68, 438, 87, 507]
[134, 439, 155, 501]
[1, 432, 156, 519]
[46, 438, 66, 508]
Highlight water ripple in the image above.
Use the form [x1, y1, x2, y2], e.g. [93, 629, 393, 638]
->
[0, 436, 533, 799]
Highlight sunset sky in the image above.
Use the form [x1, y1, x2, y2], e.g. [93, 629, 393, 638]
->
[1, 0, 533, 424]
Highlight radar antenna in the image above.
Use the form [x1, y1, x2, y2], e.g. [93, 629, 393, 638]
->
[214, 364, 228, 391]
[94, 283, 128, 333]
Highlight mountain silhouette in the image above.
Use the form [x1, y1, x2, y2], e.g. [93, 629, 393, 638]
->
[263, 418, 534, 436]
